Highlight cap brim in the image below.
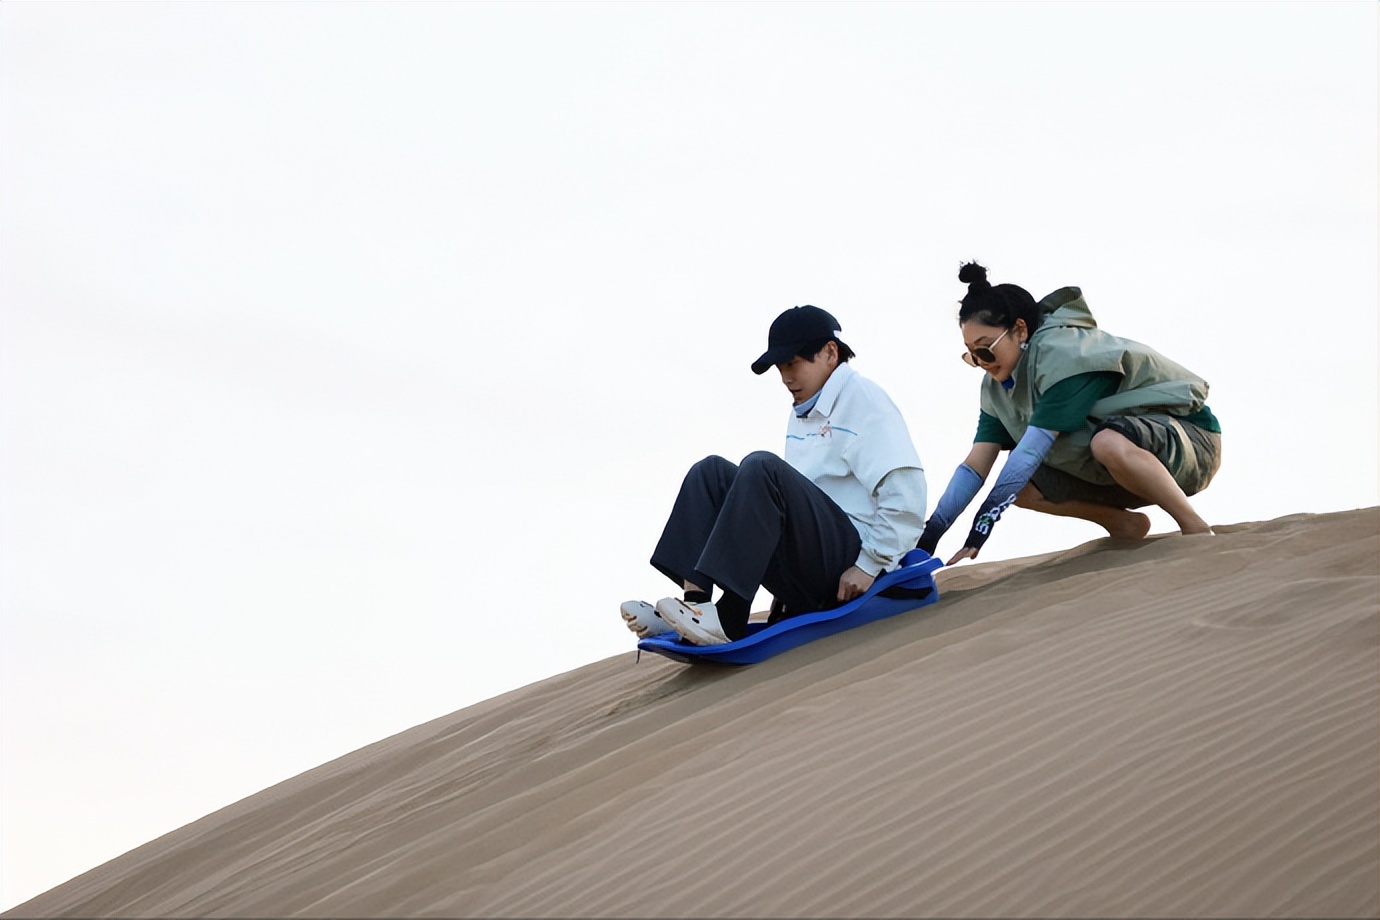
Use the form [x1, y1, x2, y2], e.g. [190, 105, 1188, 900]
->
[751, 344, 802, 375]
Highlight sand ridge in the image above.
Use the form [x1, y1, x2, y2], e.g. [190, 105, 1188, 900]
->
[7, 508, 1378, 918]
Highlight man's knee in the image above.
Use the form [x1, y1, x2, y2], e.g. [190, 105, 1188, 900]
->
[738, 450, 787, 476]
[730, 451, 793, 492]
[684, 455, 736, 488]
[690, 454, 734, 474]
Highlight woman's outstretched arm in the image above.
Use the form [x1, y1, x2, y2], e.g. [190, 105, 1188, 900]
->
[948, 427, 1058, 564]
[918, 441, 1002, 555]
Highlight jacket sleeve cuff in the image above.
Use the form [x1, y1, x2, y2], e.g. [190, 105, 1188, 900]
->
[854, 551, 889, 577]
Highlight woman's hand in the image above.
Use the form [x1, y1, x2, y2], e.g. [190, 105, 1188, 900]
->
[946, 546, 980, 566]
[837, 565, 875, 602]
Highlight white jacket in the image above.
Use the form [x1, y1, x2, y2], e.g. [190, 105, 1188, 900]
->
[785, 364, 927, 575]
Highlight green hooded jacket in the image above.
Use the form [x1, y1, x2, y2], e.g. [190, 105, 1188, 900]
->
[978, 287, 1210, 485]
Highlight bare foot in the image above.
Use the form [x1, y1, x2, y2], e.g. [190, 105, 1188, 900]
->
[1105, 510, 1152, 540]
[1173, 509, 1213, 536]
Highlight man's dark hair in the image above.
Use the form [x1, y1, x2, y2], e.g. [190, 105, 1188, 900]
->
[798, 337, 855, 364]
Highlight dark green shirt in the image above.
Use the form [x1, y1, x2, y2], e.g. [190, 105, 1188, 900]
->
[975, 371, 1221, 445]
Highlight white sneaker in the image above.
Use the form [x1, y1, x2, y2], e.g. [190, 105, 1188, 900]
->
[655, 597, 731, 646]
[620, 600, 672, 638]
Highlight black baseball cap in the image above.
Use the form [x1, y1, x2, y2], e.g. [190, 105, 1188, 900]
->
[751, 305, 843, 375]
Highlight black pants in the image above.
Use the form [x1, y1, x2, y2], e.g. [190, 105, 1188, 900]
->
[650, 452, 862, 639]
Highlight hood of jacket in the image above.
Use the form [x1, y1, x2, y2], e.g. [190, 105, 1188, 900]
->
[1036, 286, 1097, 333]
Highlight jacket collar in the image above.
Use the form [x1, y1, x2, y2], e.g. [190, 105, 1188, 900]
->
[808, 363, 854, 418]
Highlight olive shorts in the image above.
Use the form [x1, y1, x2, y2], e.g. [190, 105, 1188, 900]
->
[1031, 414, 1222, 509]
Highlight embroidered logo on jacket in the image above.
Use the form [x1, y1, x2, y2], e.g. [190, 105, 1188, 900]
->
[786, 422, 857, 443]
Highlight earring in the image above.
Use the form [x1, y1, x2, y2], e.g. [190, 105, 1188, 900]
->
[1020, 341, 1029, 351]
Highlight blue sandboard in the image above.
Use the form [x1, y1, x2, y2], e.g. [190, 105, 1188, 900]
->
[637, 549, 943, 665]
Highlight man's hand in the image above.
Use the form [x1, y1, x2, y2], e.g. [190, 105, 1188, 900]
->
[946, 546, 980, 566]
[837, 565, 875, 602]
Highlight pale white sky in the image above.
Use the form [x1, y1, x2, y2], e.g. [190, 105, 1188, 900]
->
[2, 1, 1376, 909]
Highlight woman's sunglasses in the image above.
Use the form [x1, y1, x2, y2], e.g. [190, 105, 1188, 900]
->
[961, 328, 1010, 367]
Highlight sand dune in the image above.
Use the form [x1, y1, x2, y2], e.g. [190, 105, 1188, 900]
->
[7, 508, 1378, 918]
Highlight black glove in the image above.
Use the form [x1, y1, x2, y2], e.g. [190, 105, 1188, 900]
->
[917, 519, 944, 556]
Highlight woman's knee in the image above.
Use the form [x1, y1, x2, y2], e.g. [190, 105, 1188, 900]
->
[1090, 427, 1137, 465]
[1014, 481, 1048, 509]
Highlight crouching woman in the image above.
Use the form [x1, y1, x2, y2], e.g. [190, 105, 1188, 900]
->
[920, 262, 1222, 564]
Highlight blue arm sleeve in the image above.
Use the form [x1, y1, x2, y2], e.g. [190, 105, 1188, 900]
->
[917, 462, 984, 554]
[964, 426, 1058, 551]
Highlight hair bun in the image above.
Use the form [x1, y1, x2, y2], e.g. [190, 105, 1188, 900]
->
[958, 261, 989, 286]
